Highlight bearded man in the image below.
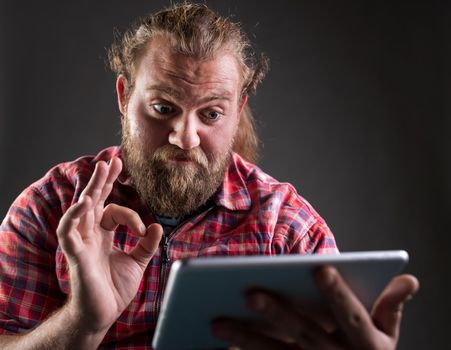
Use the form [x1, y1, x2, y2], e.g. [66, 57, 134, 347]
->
[0, 3, 418, 349]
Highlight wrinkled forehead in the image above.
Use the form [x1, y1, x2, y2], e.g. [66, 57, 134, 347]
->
[131, 34, 245, 90]
[133, 36, 243, 96]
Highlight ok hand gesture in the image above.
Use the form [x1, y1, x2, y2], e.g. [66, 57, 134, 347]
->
[56, 158, 162, 334]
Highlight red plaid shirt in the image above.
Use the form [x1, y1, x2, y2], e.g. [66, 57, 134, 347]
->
[0, 146, 337, 348]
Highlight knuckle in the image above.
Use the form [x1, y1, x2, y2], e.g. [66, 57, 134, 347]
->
[347, 312, 364, 328]
[126, 207, 138, 217]
[103, 203, 117, 213]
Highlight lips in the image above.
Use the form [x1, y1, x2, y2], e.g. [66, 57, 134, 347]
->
[168, 157, 192, 163]
[153, 145, 209, 168]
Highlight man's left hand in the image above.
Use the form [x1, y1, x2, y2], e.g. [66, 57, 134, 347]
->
[212, 267, 419, 350]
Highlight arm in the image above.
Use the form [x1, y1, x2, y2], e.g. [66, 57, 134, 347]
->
[213, 202, 418, 349]
[212, 267, 419, 350]
[0, 158, 162, 349]
[0, 305, 106, 349]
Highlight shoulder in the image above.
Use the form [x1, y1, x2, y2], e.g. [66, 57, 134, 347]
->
[34, 146, 119, 194]
[12, 146, 120, 215]
[1, 147, 121, 245]
[228, 153, 312, 212]
[227, 153, 337, 254]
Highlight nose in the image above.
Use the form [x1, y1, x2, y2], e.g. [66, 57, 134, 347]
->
[168, 113, 201, 150]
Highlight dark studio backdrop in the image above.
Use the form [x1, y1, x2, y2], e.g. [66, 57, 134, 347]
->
[0, 0, 449, 348]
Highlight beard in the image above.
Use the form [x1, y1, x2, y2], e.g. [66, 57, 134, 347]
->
[121, 118, 232, 217]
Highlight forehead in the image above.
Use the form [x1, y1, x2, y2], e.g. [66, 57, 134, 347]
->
[133, 36, 242, 96]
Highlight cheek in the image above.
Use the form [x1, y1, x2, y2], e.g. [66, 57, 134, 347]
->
[142, 119, 168, 143]
[200, 122, 238, 157]
[126, 108, 169, 149]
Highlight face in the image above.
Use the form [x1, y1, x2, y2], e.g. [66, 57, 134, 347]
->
[118, 36, 244, 217]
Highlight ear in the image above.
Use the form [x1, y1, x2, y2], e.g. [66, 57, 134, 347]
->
[116, 75, 127, 115]
[239, 94, 248, 114]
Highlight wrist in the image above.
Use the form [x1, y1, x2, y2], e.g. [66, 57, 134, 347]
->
[0, 302, 112, 350]
[62, 300, 115, 339]
[46, 301, 111, 350]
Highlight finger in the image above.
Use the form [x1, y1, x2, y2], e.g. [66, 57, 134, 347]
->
[212, 318, 294, 350]
[56, 197, 92, 258]
[129, 223, 163, 269]
[76, 163, 108, 239]
[315, 266, 377, 348]
[79, 161, 109, 205]
[98, 157, 123, 206]
[100, 204, 146, 235]
[371, 274, 419, 338]
[245, 291, 340, 349]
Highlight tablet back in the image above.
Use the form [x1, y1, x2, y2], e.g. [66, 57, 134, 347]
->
[153, 250, 408, 350]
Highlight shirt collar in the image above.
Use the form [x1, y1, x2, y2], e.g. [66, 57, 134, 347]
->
[213, 153, 252, 211]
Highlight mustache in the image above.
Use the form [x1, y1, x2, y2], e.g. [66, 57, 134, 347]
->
[152, 145, 209, 168]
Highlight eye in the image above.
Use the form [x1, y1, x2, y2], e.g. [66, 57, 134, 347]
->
[205, 110, 221, 121]
[153, 103, 174, 114]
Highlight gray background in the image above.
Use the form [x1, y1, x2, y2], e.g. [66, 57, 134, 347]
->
[1, 1, 449, 348]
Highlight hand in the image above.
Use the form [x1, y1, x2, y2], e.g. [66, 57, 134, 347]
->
[212, 267, 419, 350]
[56, 158, 163, 333]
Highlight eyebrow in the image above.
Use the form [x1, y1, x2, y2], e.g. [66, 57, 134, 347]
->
[146, 84, 233, 103]
[146, 85, 182, 99]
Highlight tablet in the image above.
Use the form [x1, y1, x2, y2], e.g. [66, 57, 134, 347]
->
[152, 250, 409, 350]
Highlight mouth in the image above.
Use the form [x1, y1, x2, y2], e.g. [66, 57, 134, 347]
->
[164, 156, 199, 167]
[156, 148, 206, 168]
[168, 154, 193, 162]
[167, 158, 192, 164]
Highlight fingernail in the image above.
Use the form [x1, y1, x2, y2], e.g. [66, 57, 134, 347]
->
[316, 266, 336, 288]
[140, 224, 146, 235]
[247, 293, 267, 311]
[324, 268, 336, 286]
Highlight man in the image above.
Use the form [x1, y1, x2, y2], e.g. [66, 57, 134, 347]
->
[0, 3, 418, 349]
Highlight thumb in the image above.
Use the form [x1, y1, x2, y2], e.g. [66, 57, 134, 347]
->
[371, 274, 419, 338]
[129, 223, 163, 269]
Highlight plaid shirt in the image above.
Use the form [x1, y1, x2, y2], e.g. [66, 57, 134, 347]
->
[0, 146, 337, 348]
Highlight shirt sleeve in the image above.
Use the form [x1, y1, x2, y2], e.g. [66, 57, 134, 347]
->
[0, 182, 67, 334]
[271, 188, 339, 255]
[291, 214, 339, 254]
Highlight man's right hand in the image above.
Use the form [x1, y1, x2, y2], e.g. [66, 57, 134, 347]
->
[0, 157, 162, 350]
[56, 157, 163, 335]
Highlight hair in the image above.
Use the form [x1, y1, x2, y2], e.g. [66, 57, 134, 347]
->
[108, 2, 268, 163]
